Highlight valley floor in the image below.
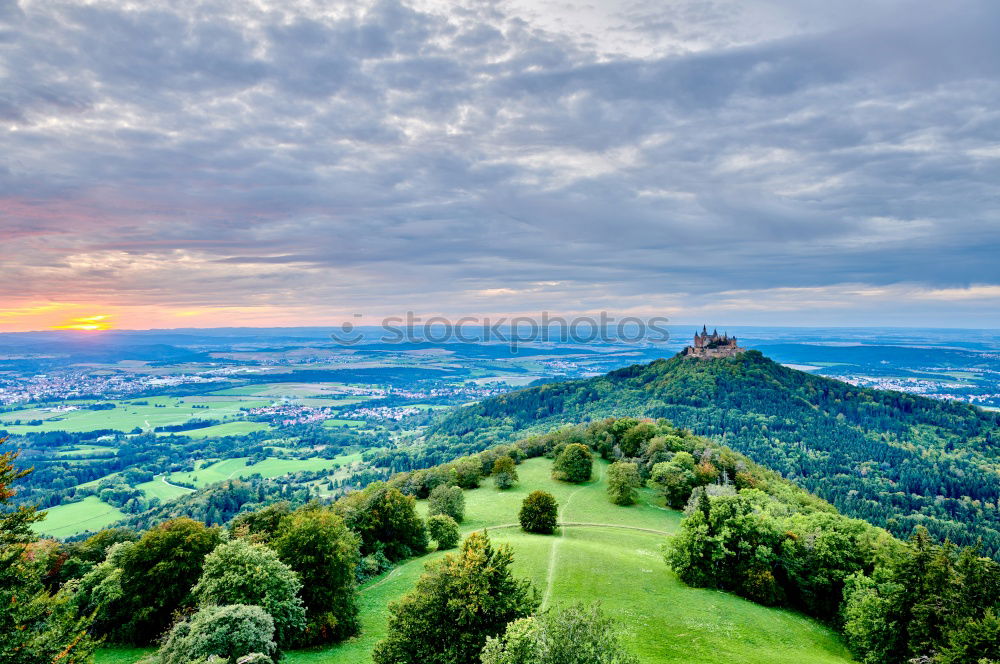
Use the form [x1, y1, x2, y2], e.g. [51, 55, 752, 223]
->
[96, 458, 854, 664]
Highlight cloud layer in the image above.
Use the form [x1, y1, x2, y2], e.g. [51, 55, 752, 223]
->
[2, 0, 999, 330]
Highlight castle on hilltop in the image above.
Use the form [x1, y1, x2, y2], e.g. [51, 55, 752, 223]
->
[682, 325, 745, 359]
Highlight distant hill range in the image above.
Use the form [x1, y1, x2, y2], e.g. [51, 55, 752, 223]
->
[423, 350, 1000, 556]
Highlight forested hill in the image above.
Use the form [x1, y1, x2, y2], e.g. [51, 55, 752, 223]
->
[416, 350, 1000, 555]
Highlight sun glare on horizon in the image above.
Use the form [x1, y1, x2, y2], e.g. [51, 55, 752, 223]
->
[52, 315, 114, 331]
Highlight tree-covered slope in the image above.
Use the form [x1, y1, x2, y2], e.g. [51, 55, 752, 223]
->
[412, 351, 1000, 555]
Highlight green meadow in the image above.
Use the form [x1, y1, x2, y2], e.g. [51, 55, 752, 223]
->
[166, 454, 363, 488]
[32, 496, 126, 539]
[135, 476, 195, 501]
[96, 457, 853, 664]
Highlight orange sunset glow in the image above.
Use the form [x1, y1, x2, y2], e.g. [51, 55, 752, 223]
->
[51, 315, 114, 331]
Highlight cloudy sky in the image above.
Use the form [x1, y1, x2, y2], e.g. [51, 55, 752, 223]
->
[2, 0, 999, 331]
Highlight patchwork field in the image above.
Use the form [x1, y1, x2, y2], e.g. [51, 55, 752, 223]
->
[0, 396, 254, 434]
[0, 381, 375, 436]
[96, 457, 854, 664]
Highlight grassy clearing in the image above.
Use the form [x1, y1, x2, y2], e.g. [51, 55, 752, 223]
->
[166, 455, 361, 488]
[95, 457, 853, 664]
[32, 496, 126, 539]
[159, 421, 271, 438]
[94, 647, 153, 664]
[204, 384, 272, 396]
[53, 444, 117, 457]
[135, 476, 195, 501]
[294, 457, 851, 664]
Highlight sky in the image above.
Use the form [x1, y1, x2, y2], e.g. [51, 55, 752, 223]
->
[1, 0, 999, 332]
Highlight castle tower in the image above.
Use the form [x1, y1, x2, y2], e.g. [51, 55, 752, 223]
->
[682, 325, 745, 359]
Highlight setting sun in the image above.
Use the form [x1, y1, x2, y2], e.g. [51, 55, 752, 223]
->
[52, 315, 113, 331]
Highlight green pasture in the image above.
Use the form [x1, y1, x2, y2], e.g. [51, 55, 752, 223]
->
[32, 496, 126, 539]
[135, 476, 195, 501]
[166, 454, 361, 488]
[98, 457, 852, 664]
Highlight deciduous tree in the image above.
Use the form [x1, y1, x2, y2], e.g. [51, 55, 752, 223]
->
[373, 532, 538, 664]
[157, 604, 277, 664]
[492, 456, 518, 490]
[193, 539, 306, 647]
[109, 517, 223, 644]
[552, 444, 592, 483]
[650, 453, 696, 509]
[606, 462, 641, 506]
[427, 514, 460, 550]
[519, 491, 558, 535]
[273, 506, 360, 644]
[336, 484, 428, 561]
[428, 484, 465, 523]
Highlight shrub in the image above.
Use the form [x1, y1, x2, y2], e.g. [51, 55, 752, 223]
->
[427, 484, 465, 523]
[157, 604, 277, 664]
[552, 444, 592, 483]
[519, 491, 558, 534]
[237, 654, 273, 664]
[427, 514, 461, 550]
[356, 550, 393, 585]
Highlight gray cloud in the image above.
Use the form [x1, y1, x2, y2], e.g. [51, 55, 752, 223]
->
[1, 0, 999, 328]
